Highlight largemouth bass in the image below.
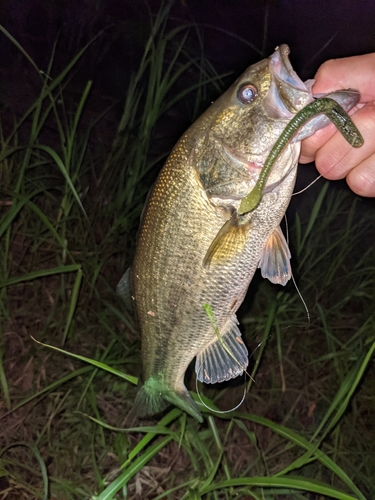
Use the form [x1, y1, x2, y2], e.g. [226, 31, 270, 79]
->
[117, 44, 360, 422]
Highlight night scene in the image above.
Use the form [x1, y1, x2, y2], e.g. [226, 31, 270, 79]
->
[0, 1, 374, 499]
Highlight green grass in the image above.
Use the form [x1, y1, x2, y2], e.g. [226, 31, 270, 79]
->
[1, 5, 374, 500]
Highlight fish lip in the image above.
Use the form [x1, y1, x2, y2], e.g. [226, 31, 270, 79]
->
[266, 44, 312, 116]
[277, 45, 307, 91]
[270, 46, 361, 116]
[271, 44, 310, 96]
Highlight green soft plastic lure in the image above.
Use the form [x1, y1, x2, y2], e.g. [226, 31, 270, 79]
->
[238, 97, 363, 215]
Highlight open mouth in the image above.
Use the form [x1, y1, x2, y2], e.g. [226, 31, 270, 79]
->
[265, 44, 312, 118]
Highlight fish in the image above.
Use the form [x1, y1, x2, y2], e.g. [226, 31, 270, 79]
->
[117, 44, 361, 423]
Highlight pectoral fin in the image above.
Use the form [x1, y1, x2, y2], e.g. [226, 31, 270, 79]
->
[258, 226, 291, 285]
[195, 316, 248, 384]
[203, 213, 251, 268]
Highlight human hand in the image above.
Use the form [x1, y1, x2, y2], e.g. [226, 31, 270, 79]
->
[300, 53, 375, 197]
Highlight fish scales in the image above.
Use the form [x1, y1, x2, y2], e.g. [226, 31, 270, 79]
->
[133, 142, 289, 375]
[118, 44, 361, 422]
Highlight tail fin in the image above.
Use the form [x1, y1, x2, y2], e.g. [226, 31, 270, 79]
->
[132, 376, 203, 423]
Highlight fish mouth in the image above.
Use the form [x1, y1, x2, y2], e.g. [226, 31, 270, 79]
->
[264, 44, 313, 119]
[218, 46, 362, 202]
[266, 45, 360, 123]
[274, 44, 311, 108]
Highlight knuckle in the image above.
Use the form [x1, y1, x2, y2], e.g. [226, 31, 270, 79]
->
[315, 59, 338, 80]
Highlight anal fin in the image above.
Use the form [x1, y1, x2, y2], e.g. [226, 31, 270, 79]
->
[196, 316, 248, 384]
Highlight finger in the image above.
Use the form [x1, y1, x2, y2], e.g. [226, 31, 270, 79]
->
[300, 52, 375, 164]
[299, 122, 337, 164]
[312, 54, 375, 100]
[346, 157, 375, 196]
[314, 102, 375, 180]
[299, 103, 365, 164]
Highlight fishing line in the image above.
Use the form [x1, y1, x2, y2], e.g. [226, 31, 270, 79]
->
[195, 373, 247, 415]
[250, 339, 267, 356]
[195, 304, 253, 414]
[286, 100, 366, 320]
[292, 129, 362, 197]
[288, 105, 367, 319]
[284, 214, 311, 323]
[292, 175, 322, 196]
[291, 273, 310, 323]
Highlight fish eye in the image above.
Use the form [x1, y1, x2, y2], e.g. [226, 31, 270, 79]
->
[237, 84, 258, 104]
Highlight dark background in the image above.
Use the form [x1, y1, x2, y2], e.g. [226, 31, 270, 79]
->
[2, 0, 375, 209]
[1, 0, 375, 139]
[2, 0, 375, 77]
[1, 3, 374, 497]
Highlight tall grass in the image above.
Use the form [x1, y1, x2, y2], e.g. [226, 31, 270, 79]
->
[1, 5, 374, 500]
